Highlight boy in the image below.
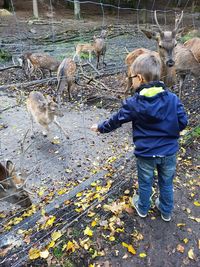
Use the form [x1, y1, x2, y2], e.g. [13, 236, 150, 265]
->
[91, 53, 188, 222]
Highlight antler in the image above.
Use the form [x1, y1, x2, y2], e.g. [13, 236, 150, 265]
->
[173, 11, 184, 33]
[154, 10, 162, 33]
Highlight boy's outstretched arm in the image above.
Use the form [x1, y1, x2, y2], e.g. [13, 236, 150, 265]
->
[177, 98, 188, 131]
[91, 98, 135, 133]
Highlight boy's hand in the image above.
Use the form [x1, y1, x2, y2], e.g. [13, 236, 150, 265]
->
[91, 124, 99, 132]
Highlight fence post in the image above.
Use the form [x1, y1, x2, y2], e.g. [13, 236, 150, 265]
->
[33, 0, 39, 19]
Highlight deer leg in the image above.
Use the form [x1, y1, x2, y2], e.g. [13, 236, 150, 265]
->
[89, 51, 92, 62]
[67, 83, 72, 101]
[179, 74, 185, 99]
[96, 55, 100, 69]
[42, 124, 50, 138]
[53, 119, 69, 139]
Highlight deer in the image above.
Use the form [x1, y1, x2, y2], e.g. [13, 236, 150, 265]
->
[184, 37, 200, 62]
[0, 160, 32, 208]
[73, 30, 107, 69]
[125, 11, 183, 95]
[73, 43, 95, 63]
[22, 52, 61, 80]
[174, 42, 200, 98]
[56, 58, 77, 102]
[93, 29, 107, 69]
[27, 91, 69, 140]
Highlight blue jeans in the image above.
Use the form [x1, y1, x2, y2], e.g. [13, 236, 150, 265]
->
[136, 154, 177, 216]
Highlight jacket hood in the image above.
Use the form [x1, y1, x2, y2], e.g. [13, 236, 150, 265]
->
[134, 81, 169, 122]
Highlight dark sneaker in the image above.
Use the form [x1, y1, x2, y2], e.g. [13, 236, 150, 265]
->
[155, 198, 171, 222]
[131, 195, 147, 218]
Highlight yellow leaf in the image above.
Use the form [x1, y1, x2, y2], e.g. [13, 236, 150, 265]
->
[38, 189, 44, 197]
[66, 241, 76, 252]
[29, 248, 40, 260]
[91, 220, 97, 227]
[122, 242, 136, 255]
[188, 248, 195, 260]
[183, 238, 189, 244]
[139, 252, 147, 258]
[51, 230, 62, 241]
[84, 226, 93, 237]
[40, 250, 49, 259]
[89, 264, 95, 267]
[88, 211, 96, 217]
[193, 201, 200, 207]
[44, 216, 56, 228]
[109, 236, 115, 241]
[76, 192, 83, 197]
[177, 223, 186, 227]
[41, 208, 46, 216]
[47, 240, 55, 249]
[58, 188, 67, 195]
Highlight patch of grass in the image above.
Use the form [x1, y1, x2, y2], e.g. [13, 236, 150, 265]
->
[181, 31, 200, 43]
[53, 246, 63, 259]
[181, 125, 200, 146]
[62, 259, 76, 267]
[0, 49, 12, 62]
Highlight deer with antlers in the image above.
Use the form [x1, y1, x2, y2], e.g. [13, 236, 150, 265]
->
[125, 11, 183, 95]
[0, 160, 32, 208]
[27, 91, 69, 140]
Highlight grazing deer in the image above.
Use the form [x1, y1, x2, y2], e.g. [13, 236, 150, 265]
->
[0, 160, 32, 208]
[73, 43, 95, 62]
[22, 52, 61, 79]
[27, 91, 69, 139]
[125, 11, 183, 95]
[73, 30, 107, 69]
[56, 58, 77, 102]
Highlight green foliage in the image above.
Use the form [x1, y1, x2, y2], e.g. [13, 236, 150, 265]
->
[182, 125, 200, 146]
[181, 31, 200, 43]
[62, 259, 76, 267]
[53, 246, 63, 259]
[0, 49, 12, 62]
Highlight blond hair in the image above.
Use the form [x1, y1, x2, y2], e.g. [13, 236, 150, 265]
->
[130, 53, 161, 82]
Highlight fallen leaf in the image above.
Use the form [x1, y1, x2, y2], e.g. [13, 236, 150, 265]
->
[29, 248, 40, 260]
[51, 230, 62, 241]
[188, 248, 195, 260]
[0, 245, 14, 257]
[84, 226, 93, 237]
[40, 250, 49, 259]
[198, 240, 200, 250]
[183, 238, 189, 244]
[109, 236, 115, 241]
[193, 201, 200, 207]
[177, 223, 186, 227]
[122, 242, 136, 255]
[139, 252, 147, 258]
[177, 244, 185, 253]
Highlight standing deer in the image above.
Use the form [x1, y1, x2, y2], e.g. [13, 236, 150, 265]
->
[73, 30, 107, 69]
[56, 58, 77, 102]
[22, 52, 61, 79]
[27, 91, 69, 139]
[125, 11, 183, 95]
[93, 30, 107, 69]
[0, 160, 32, 208]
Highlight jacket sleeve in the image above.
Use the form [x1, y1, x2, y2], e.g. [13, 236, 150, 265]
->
[98, 98, 135, 133]
[177, 98, 188, 131]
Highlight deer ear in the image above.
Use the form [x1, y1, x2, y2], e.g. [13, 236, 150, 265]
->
[93, 35, 97, 40]
[6, 160, 15, 174]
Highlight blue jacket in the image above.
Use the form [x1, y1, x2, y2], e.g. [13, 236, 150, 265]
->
[98, 81, 188, 157]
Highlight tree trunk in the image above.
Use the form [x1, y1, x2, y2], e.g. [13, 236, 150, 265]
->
[33, 0, 39, 19]
[74, 0, 80, 20]
[3, 0, 12, 10]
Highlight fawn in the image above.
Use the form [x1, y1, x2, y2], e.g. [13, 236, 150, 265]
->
[27, 91, 68, 139]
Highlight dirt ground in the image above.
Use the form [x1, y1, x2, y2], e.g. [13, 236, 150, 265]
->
[0, 2, 199, 267]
